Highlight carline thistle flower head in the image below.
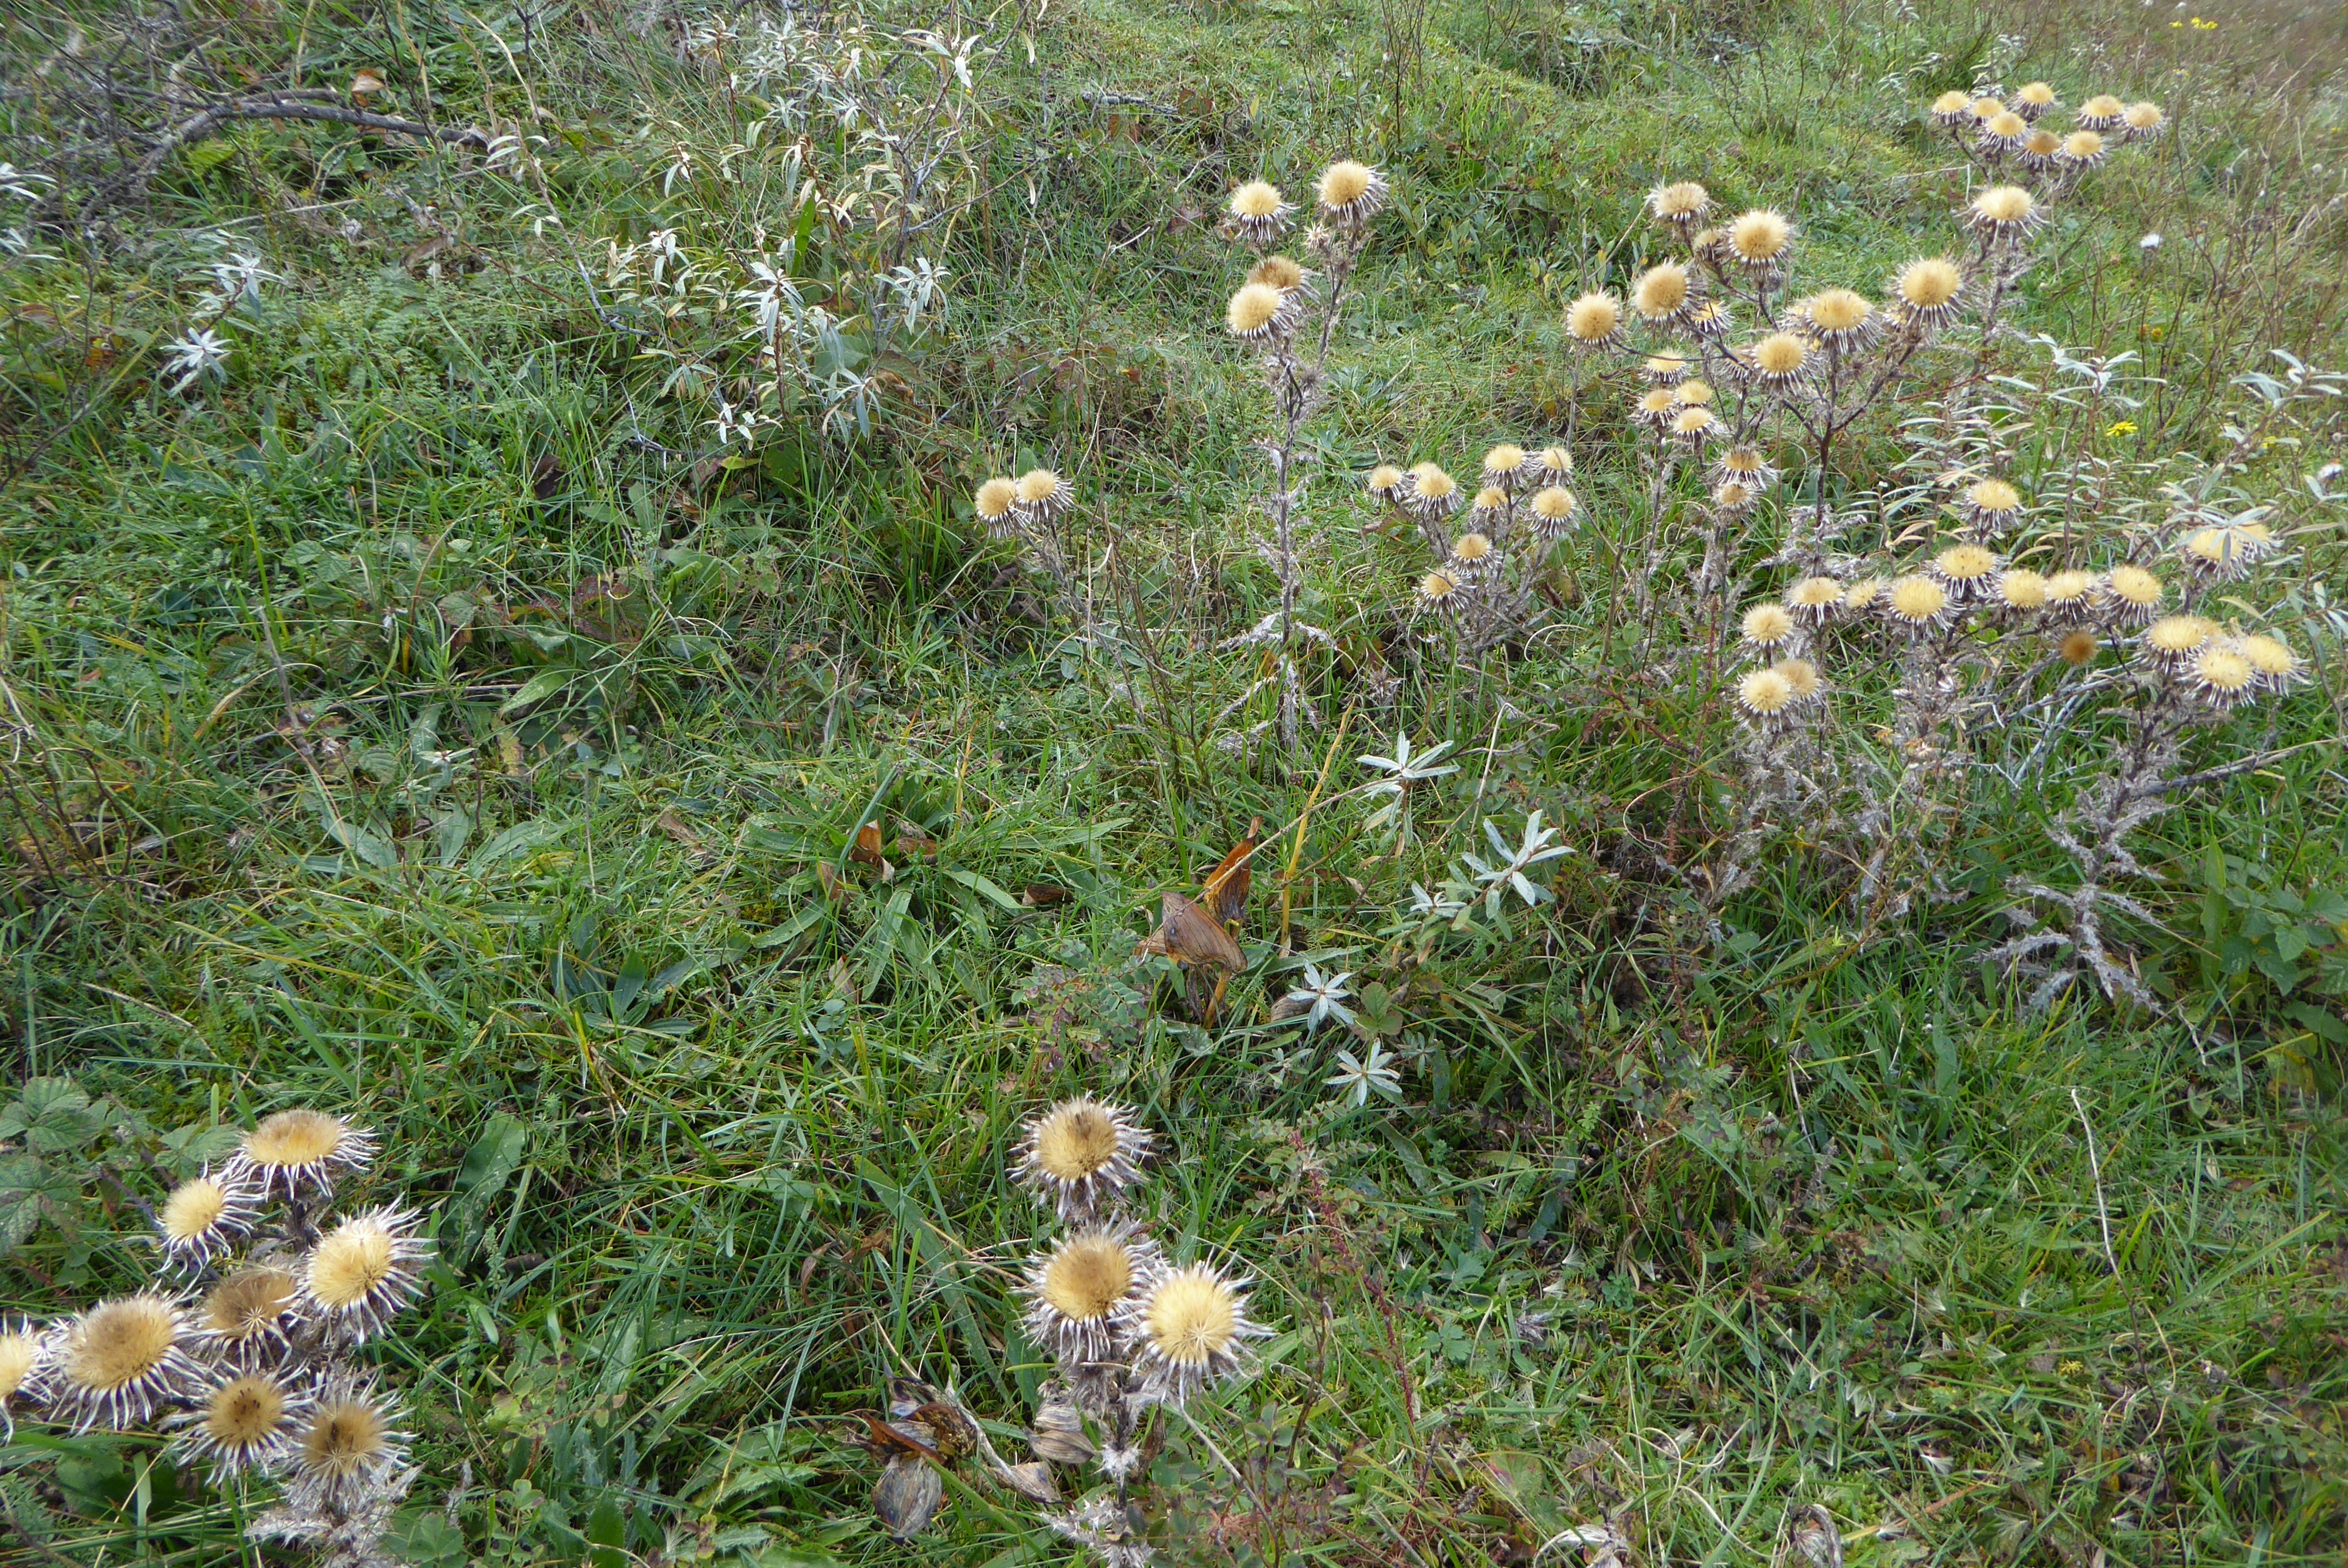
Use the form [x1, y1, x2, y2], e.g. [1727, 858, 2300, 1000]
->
[1115, 1259, 1269, 1407]
[156, 1168, 261, 1270]
[1022, 1225, 1159, 1367]
[1891, 257, 1964, 332]
[53, 1293, 206, 1432]
[1015, 1097, 1152, 1223]
[1314, 160, 1388, 229]
[973, 477, 1020, 538]
[301, 1206, 433, 1343]
[173, 1367, 312, 1477]
[1226, 180, 1291, 245]
[232, 1110, 377, 1201]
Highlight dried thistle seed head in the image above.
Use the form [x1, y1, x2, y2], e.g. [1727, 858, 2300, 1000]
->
[0, 1320, 46, 1434]
[1529, 486, 1580, 539]
[295, 1378, 408, 1506]
[1930, 90, 1976, 127]
[303, 1205, 432, 1341]
[1450, 532, 1497, 579]
[1247, 254, 1306, 290]
[2121, 100, 2165, 140]
[1642, 352, 1691, 384]
[1565, 291, 1623, 346]
[1998, 569, 2050, 611]
[1533, 445, 1574, 483]
[1788, 576, 1844, 621]
[1118, 1260, 1267, 1407]
[1406, 462, 1462, 522]
[1632, 262, 1692, 323]
[1016, 468, 1075, 523]
[1016, 1098, 1152, 1221]
[1225, 281, 1299, 343]
[1740, 603, 1798, 652]
[201, 1266, 299, 1365]
[1674, 378, 1716, 407]
[1635, 387, 1681, 427]
[1885, 575, 1951, 630]
[235, 1110, 377, 1200]
[1365, 464, 1408, 504]
[1840, 576, 1885, 613]
[1480, 444, 1529, 489]
[1226, 180, 1291, 243]
[176, 1368, 308, 1477]
[1469, 488, 1509, 530]
[157, 1169, 260, 1270]
[2057, 628, 2102, 665]
[1725, 209, 1792, 271]
[2235, 633, 2299, 690]
[2076, 93, 2127, 131]
[2182, 522, 2275, 579]
[2104, 564, 2165, 623]
[1315, 160, 1388, 228]
[1891, 257, 1965, 330]
[2059, 130, 2108, 168]
[1800, 288, 1877, 351]
[1712, 445, 1778, 490]
[1685, 299, 1735, 341]
[1968, 94, 2006, 121]
[1979, 110, 2029, 154]
[1711, 480, 1758, 516]
[1647, 180, 1712, 227]
[973, 477, 1020, 538]
[1749, 332, 1811, 387]
[1962, 478, 2023, 532]
[1775, 657, 1823, 701]
[2011, 80, 2059, 119]
[1966, 185, 2043, 241]
[1736, 667, 1796, 719]
[1023, 1226, 1158, 1366]
[55, 1295, 203, 1432]
[1929, 543, 2003, 603]
[2043, 569, 2100, 610]
[2188, 644, 2258, 709]
[2140, 613, 2217, 673]
[1417, 567, 1463, 615]
[1669, 406, 1718, 444]
[2019, 128, 2064, 171]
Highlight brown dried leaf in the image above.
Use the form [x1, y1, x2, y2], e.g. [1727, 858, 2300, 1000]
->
[1202, 816, 1263, 927]
[1001, 1461, 1060, 1503]
[1021, 883, 1069, 908]
[873, 1455, 942, 1539]
[1158, 891, 1242, 971]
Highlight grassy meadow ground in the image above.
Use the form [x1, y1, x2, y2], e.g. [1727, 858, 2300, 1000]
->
[2, 0, 2346, 1560]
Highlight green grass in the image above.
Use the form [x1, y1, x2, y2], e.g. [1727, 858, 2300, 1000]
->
[2, 0, 2345, 1560]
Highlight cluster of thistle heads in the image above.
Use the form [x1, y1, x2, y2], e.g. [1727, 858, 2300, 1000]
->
[1012, 1097, 1267, 1433]
[971, 467, 1077, 546]
[0, 1109, 429, 1532]
[1218, 157, 1388, 323]
[1361, 444, 1581, 624]
[1929, 82, 2167, 177]
[1725, 481, 2300, 730]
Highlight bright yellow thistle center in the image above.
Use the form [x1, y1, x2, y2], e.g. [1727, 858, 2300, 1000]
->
[1482, 444, 1525, 474]
[2195, 648, 2253, 693]
[1790, 577, 1843, 609]
[1248, 255, 1304, 290]
[1317, 161, 1375, 208]
[1367, 464, 1403, 492]
[1229, 181, 1282, 219]
[2146, 615, 2215, 653]
[1041, 1235, 1133, 1322]
[1932, 91, 1972, 116]
[1674, 379, 1715, 406]
[69, 1298, 177, 1393]
[973, 477, 1017, 520]
[1016, 469, 1064, 506]
[2016, 82, 2055, 107]
[1672, 408, 1715, 435]
[2001, 570, 2049, 609]
[1566, 293, 1621, 342]
[1034, 1104, 1120, 1182]
[161, 1178, 230, 1243]
[1936, 545, 1997, 582]
[0, 1332, 36, 1399]
[1967, 479, 2020, 513]
[1898, 259, 1962, 308]
[1742, 604, 1795, 644]
[1144, 1269, 1240, 1366]
[2109, 566, 2164, 608]
[1411, 464, 1456, 499]
[1973, 187, 2035, 224]
[1454, 533, 1494, 563]
[2063, 131, 2105, 159]
[1807, 289, 1872, 332]
[247, 1110, 346, 1170]
[309, 1221, 396, 1310]
[1633, 265, 1689, 317]
[1738, 668, 1794, 715]
[2238, 636, 2295, 677]
[1531, 488, 1577, 521]
[1777, 659, 1821, 699]
[2124, 102, 2163, 131]
[205, 1376, 287, 1447]
[1226, 283, 1284, 335]
[2082, 94, 2126, 119]
[1652, 180, 1709, 215]
[1728, 209, 1790, 261]
[2045, 570, 2097, 603]
[1755, 334, 1807, 375]
[1890, 576, 1948, 623]
[1986, 111, 2026, 139]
